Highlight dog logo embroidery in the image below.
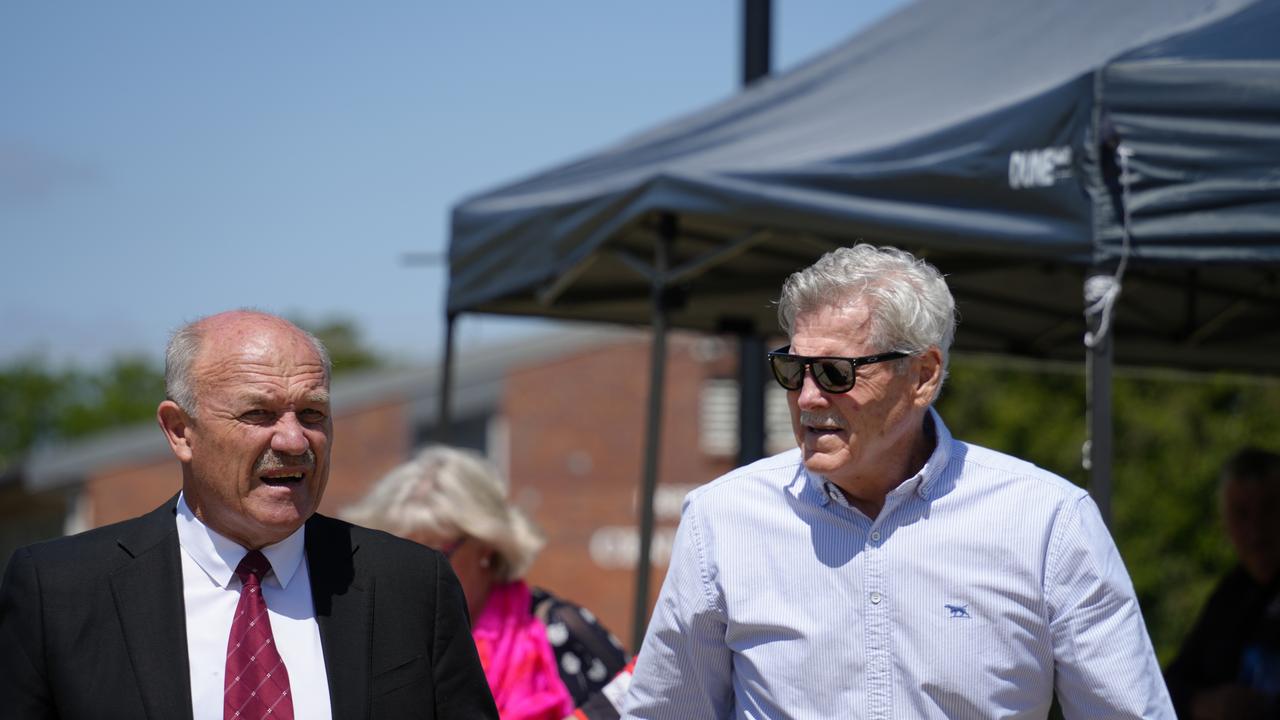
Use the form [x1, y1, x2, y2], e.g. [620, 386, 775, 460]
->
[945, 603, 971, 619]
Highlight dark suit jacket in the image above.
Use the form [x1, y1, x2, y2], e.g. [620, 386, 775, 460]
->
[0, 497, 499, 719]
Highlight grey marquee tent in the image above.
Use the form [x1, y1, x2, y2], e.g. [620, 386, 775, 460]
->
[447, 0, 1280, 641]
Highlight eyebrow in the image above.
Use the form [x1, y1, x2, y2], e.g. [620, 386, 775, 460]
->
[235, 389, 331, 406]
[236, 391, 275, 406]
[303, 389, 331, 405]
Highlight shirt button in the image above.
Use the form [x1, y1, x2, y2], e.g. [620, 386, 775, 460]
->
[870, 591, 882, 604]
[870, 531, 881, 542]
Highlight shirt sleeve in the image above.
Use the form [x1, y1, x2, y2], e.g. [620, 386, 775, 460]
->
[622, 495, 733, 719]
[1045, 494, 1175, 719]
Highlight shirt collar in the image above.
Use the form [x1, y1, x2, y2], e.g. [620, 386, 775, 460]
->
[915, 407, 952, 500]
[806, 407, 954, 508]
[175, 492, 307, 590]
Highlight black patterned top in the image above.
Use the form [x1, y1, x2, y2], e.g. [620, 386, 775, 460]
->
[530, 586, 629, 707]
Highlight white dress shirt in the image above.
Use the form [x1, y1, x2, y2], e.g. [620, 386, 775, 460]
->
[176, 493, 333, 720]
[623, 409, 1174, 720]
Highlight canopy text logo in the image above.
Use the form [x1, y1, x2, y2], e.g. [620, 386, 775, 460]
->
[1008, 146, 1073, 189]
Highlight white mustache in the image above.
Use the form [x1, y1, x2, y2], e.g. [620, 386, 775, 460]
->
[254, 449, 315, 474]
[799, 410, 846, 430]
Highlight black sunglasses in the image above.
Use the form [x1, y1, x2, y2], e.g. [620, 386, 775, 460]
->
[767, 345, 912, 393]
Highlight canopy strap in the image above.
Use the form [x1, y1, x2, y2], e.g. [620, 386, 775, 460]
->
[1084, 144, 1135, 348]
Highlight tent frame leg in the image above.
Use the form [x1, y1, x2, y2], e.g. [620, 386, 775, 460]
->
[631, 214, 675, 652]
[1085, 268, 1114, 527]
[737, 332, 766, 466]
[436, 313, 457, 443]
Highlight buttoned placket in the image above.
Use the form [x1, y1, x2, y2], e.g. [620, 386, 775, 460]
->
[843, 475, 926, 720]
[863, 516, 891, 719]
[816, 468, 936, 720]
[868, 483, 913, 720]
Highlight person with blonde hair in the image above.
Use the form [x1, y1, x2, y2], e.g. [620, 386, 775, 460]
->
[345, 444, 628, 720]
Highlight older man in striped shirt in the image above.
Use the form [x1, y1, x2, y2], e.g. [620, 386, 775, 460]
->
[623, 244, 1173, 719]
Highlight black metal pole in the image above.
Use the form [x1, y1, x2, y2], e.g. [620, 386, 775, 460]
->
[437, 313, 456, 443]
[735, 0, 772, 466]
[742, 0, 772, 86]
[737, 333, 767, 465]
[631, 214, 674, 652]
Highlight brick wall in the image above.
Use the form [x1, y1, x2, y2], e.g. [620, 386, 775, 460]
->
[506, 334, 739, 651]
[88, 459, 182, 527]
[320, 401, 413, 516]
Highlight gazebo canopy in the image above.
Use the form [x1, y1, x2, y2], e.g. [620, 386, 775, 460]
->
[447, 0, 1280, 649]
[450, 0, 1280, 372]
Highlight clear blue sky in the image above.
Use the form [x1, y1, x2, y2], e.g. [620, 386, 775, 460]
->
[2, 1, 907, 368]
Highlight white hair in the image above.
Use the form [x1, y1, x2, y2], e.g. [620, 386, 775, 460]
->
[164, 310, 331, 415]
[341, 445, 544, 582]
[777, 243, 957, 395]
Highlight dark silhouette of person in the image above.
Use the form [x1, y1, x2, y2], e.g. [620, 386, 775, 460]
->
[1166, 447, 1280, 719]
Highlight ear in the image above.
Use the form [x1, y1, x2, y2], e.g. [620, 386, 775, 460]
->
[912, 347, 944, 407]
[157, 400, 195, 463]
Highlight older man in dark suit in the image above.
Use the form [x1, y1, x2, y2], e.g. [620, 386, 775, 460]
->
[0, 310, 498, 720]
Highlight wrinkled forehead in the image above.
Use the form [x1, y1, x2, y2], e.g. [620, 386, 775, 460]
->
[790, 297, 879, 338]
[195, 321, 329, 392]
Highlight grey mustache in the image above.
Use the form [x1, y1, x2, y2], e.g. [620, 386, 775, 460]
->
[254, 449, 316, 474]
[799, 411, 846, 430]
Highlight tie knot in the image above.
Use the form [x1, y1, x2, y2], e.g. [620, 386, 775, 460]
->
[234, 549, 272, 584]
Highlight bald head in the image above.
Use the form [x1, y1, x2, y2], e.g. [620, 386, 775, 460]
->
[156, 308, 335, 548]
[165, 310, 331, 416]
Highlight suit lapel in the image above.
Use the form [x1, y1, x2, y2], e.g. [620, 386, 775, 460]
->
[308, 515, 372, 720]
[108, 498, 195, 720]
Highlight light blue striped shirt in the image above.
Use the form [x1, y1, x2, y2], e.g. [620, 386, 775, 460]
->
[622, 410, 1173, 719]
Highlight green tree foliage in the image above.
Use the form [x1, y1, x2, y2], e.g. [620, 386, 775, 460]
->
[1111, 372, 1280, 664]
[60, 357, 168, 439]
[0, 356, 166, 468]
[937, 356, 1280, 664]
[0, 357, 69, 469]
[292, 316, 386, 375]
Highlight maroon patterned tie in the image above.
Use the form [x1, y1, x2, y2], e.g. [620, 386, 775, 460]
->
[224, 550, 295, 720]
